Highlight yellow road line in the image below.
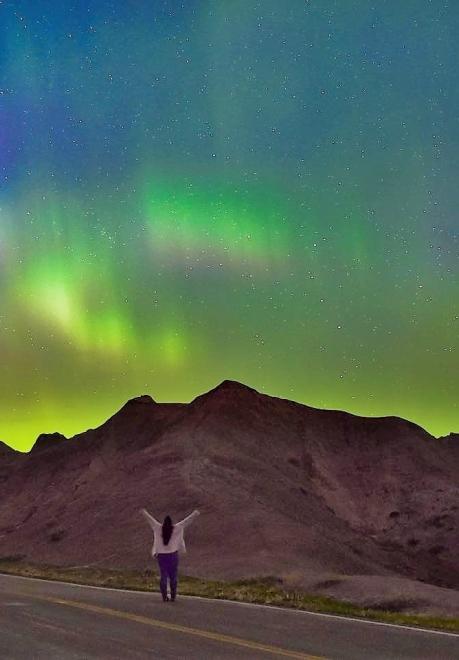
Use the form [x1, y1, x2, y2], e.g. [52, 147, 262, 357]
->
[28, 594, 326, 659]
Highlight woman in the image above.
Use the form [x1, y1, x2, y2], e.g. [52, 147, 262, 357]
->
[141, 507, 200, 602]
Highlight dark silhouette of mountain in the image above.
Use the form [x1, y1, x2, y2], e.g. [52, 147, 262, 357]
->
[0, 379, 458, 614]
[0, 440, 15, 455]
[30, 432, 68, 453]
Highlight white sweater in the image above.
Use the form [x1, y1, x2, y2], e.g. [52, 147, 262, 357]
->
[141, 508, 200, 556]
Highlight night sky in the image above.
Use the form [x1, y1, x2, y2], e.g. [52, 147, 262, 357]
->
[1, 1, 458, 450]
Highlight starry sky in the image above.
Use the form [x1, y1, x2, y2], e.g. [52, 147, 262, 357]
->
[1, 1, 458, 450]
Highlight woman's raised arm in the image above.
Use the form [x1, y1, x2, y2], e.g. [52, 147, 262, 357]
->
[140, 508, 161, 530]
[177, 509, 200, 528]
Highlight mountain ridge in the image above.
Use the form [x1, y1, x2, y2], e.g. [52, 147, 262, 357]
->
[2, 379, 456, 454]
[0, 377, 458, 615]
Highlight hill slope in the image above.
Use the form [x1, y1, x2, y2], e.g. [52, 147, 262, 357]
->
[0, 380, 458, 613]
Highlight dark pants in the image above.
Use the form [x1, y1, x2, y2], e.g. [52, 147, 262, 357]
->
[156, 551, 178, 600]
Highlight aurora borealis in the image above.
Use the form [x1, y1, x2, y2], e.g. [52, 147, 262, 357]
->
[1, 1, 458, 450]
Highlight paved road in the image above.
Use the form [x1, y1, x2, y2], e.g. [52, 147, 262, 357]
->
[0, 573, 457, 659]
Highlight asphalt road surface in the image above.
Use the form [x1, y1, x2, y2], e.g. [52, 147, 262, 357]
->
[0, 573, 457, 659]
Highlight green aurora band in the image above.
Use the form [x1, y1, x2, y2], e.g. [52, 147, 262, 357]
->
[0, 1, 458, 449]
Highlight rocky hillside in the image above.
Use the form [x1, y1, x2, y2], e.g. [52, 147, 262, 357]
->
[0, 380, 458, 613]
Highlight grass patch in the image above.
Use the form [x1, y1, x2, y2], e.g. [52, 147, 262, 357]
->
[0, 559, 457, 633]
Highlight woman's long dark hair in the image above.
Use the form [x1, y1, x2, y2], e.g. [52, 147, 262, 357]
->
[162, 515, 174, 545]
